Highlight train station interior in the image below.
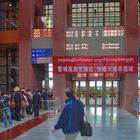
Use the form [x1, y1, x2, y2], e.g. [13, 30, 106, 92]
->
[0, 0, 140, 140]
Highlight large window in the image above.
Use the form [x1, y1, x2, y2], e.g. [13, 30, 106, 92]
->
[0, 1, 19, 30]
[44, 63, 53, 89]
[72, 3, 87, 27]
[104, 2, 120, 26]
[48, 63, 53, 89]
[88, 3, 103, 27]
[0, 48, 19, 91]
[43, 5, 53, 28]
[42, 2, 120, 28]
[72, 2, 120, 27]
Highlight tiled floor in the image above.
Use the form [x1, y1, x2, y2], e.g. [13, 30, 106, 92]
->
[1, 107, 140, 140]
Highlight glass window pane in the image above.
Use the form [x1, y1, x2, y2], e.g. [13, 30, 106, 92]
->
[49, 67, 53, 71]
[80, 81, 86, 87]
[97, 81, 102, 87]
[110, 3, 114, 6]
[105, 3, 109, 6]
[49, 63, 52, 67]
[49, 80, 53, 89]
[115, 2, 120, 6]
[89, 81, 95, 87]
[99, 3, 103, 7]
[73, 4, 76, 8]
[99, 23, 103, 26]
[72, 9, 76, 13]
[106, 81, 112, 87]
[48, 72, 53, 78]
[72, 2, 120, 27]
[88, 3, 93, 7]
[82, 3, 86, 7]
[88, 8, 93, 12]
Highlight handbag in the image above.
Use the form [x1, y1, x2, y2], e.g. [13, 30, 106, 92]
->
[11, 98, 15, 108]
[21, 101, 27, 107]
[80, 114, 92, 137]
[21, 94, 29, 107]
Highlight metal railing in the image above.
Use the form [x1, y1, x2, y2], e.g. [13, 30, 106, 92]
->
[41, 96, 62, 113]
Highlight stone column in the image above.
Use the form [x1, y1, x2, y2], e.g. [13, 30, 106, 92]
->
[53, 0, 72, 104]
[119, 0, 138, 114]
[19, 0, 43, 90]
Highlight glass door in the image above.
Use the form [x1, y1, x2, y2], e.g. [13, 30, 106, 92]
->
[106, 81, 112, 105]
[89, 81, 96, 106]
[79, 81, 86, 104]
[105, 80, 118, 106]
[112, 81, 118, 105]
[96, 81, 103, 106]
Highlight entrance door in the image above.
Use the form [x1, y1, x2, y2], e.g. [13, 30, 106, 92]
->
[73, 80, 119, 106]
[105, 81, 118, 106]
[73, 81, 87, 104]
[89, 81, 95, 106]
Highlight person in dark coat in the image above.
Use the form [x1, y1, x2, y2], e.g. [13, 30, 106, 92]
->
[13, 86, 22, 121]
[52, 88, 84, 140]
[41, 88, 48, 110]
[32, 91, 41, 117]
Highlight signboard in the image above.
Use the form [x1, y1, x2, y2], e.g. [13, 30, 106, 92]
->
[32, 48, 52, 64]
[66, 26, 125, 56]
[32, 29, 52, 49]
[53, 55, 138, 74]
[33, 28, 52, 38]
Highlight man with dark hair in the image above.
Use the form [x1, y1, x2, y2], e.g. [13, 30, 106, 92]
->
[0, 92, 13, 127]
[52, 88, 84, 140]
[32, 91, 41, 117]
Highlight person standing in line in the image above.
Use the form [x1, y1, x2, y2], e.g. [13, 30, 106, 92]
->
[26, 89, 33, 115]
[0, 92, 13, 127]
[52, 88, 84, 140]
[32, 90, 41, 117]
[48, 89, 53, 100]
[41, 88, 48, 110]
[14, 86, 22, 121]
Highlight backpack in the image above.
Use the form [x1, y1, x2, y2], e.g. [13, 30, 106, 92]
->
[0, 98, 9, 110]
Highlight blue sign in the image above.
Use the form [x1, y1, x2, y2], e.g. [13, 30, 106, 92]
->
[32, 48, 52, 64]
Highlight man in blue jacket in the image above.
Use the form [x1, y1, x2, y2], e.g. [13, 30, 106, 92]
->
[52, 88, 84, 140]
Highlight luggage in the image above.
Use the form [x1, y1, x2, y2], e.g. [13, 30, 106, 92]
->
[80, 121, 92, 137]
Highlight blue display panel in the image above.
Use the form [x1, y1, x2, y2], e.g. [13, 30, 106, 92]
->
[32, 48, 52, 64]
[139, 49, 140, 62]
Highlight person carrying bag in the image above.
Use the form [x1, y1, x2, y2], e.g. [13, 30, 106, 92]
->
[52, 88, 84, 140]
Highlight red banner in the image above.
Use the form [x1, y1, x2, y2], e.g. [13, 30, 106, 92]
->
[53, 55, 138, 74]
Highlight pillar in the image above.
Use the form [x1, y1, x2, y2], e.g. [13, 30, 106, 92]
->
[53, 0, 72, 104]
[67, 0, 72, 27]
[120, 0, 138, 114]
[19, 0, 42, 90]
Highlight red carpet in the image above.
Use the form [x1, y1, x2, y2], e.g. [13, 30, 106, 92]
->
[0, 113, 49, 140]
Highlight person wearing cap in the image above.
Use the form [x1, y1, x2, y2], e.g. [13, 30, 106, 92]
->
[52, 88, 84, 140]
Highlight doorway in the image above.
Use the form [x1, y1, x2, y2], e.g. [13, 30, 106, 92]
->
[73, 79, 119, 107]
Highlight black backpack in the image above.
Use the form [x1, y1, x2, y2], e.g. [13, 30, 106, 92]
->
[0, 98, 9, 110]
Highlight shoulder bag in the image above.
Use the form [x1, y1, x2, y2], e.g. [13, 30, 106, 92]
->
[80, 114, 92, 137]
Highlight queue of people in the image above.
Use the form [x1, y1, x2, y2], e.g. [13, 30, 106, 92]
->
[0, 87, 53, 128]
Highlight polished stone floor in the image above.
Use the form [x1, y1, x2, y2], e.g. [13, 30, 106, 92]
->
[12, 107, 140, 140]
